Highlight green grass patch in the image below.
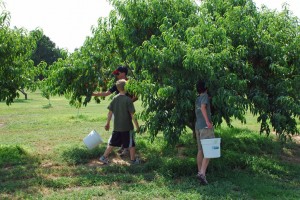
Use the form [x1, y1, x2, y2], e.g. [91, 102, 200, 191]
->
[0, 145, 39, 167]
[0, 91, 299, 199]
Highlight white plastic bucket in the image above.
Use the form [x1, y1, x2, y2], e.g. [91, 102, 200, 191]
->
[83, 130, 103, 150]
[200, 138, 221, 158]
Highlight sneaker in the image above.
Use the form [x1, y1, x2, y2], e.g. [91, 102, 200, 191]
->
[119, 148, 129, 157]
[99, 156, 109, 164]
[131, 157, 141, 164]
[196, 173, 208, 185]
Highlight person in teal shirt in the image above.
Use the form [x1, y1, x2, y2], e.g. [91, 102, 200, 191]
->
[195, 81, 215, 185]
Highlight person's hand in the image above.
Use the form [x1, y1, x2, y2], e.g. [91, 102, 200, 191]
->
[105, 123, 110, 131]
[206, 121, 213, 129]
[136, 126, 140, 134]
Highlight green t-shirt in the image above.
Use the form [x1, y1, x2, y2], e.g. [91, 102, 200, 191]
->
[195, 93, 212, 130]
[108, 94, 135, 131]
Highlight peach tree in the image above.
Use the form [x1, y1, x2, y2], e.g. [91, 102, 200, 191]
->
[0, 2, 38, 105]
[46, 0, 299, 143]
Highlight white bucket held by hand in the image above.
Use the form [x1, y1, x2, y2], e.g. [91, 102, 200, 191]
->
[83, 130, 103, 150]
[200, 138, 221, 158]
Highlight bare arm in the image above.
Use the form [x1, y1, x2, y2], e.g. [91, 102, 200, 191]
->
[92, 90, 112, 97]
[131, 96, 138, 102]
[130, 113, 140, 133]
[105, 111, 113, 131]
[201, 104, 213, 129]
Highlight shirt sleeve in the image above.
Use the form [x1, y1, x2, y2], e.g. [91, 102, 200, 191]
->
[201, 93, 209, 105]
[109, 84, 118, 94]
[127, 98, 135, 114]
[108, 98, 114, 111]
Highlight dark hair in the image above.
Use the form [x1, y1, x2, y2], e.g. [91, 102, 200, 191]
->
[112, 66, 128, 75]
[196, 81, 207, 94]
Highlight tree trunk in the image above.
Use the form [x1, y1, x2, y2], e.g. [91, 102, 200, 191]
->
[18, 89, 27, 100]
[187, 121, 196, 139]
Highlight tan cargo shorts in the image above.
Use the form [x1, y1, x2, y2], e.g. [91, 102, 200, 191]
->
[196, 128, 215, 151]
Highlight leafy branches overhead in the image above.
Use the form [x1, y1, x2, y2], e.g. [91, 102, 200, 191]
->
[43, 17, 121, 108]
[0, 0, 9, 27]
[46, 0, 299, 143]
[118, 0, 299, 142]
[0, 3, 38, 105]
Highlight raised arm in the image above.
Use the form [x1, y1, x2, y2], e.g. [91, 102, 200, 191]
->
[92, 90, 112, 97]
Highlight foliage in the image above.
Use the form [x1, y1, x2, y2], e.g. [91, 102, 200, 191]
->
[28, 29, 68, 104]
[44, 0, 299, 143]
[248, 5, 300, 140]
[44, 50, 106, 108]
[30, 29, 66, 67]
[43, 15, 129, 108]
[0, 3, 39, 105]
[0, 0, 9, 27]
[109, 0, 299, 142]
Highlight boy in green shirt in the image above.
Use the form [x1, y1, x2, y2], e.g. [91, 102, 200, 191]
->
[99, 79, 140, 164]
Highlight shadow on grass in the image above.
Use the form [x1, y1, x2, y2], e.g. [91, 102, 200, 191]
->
[69, 114, 102, 122]
[0, 145, 39, 168]
[1, 128, 299, 199]
[59, 127, 299, 178]
[60, 146, 104, 165]
[0, 145, 41, 196]
[42, 104, 52, 109]
[13, 99, 31, 103]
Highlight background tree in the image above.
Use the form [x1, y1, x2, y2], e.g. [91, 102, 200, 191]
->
[29, 29, 67, 104]
[30, 29, 65, 67]
[43, 16, 123, 108]
[0, 2, 38, 105]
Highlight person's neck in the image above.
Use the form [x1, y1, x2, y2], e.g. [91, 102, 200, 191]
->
[118, 76, 127, 80]
[119, 91, 126, 95]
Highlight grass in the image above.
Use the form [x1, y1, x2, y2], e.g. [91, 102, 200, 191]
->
[0, 91, 299, 199]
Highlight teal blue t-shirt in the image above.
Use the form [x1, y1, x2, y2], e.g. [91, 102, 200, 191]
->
[195, 93, 212, 130]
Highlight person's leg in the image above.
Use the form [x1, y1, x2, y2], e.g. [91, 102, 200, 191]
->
[196, 129, 214, 184]
[99, 145, 114, 164]
[100, 131, 121, 163]
[103, 145, 114, 158]
[129, 146, 136, 161]
[120, 130, 135, 156]
[197, 150, 203, 173]
[121, 130, 139, 163]
[196, 130, 202, 173]
[121, 132, 131, 156]
[200, 158, 210, 176]
[199, 129, 214, 175]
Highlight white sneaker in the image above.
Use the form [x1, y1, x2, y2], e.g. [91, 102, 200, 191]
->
[99, 156, 109, 164]
[131, 157, 141, 164]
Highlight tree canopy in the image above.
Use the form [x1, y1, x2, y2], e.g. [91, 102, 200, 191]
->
[30, 29, 66, 67]
[0, 1, 38, 105]
[25, 0, 300, 143]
